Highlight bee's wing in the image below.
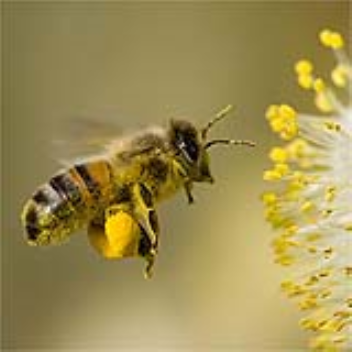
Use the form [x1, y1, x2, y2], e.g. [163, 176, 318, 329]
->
[51, 115, 125, 165]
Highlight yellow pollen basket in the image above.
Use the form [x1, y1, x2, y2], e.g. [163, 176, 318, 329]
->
[104, 211, 140, 258]
[89, 211, 141, 259]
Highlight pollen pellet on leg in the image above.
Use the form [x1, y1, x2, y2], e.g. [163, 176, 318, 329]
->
[103, 211, 141, 258]
[87, 210, 140, 259]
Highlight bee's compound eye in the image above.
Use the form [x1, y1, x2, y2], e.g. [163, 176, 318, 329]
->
[184, 138, 199, 162]
[171, 120, 200, 163]
[178, 135, 199, 163]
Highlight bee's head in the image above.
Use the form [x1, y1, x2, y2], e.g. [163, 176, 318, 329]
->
[169, 105, 255, 183]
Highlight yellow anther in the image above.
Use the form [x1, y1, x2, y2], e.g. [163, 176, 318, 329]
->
[263, 169, 279, 181]
[320, 319, 346, 333]
[301, 201, 314, 212]
[273, 237, 298, 252]
[299, 295, 318, 310]
[313, 78, 326, 93]
[263, 163, 289, 181]
[289, 179, 305, 192]
[315, 92, 334, 113]
[295, 59, 314, 75]
[269, 147, 288, 163]
[281, 280, 294, 290]
[311, 333, 347, 349]
[278, 104, 297, 119]
[275, 163, 290, 175]
[331, 64, 349, 87]
[320, 29, 333, 45]
[300, 317, 318, 331]
[276, 254, 295, 266]
[287, 139, 308, 158]
[269, 118, 285, 133]
[262, 192, 278, 206]
[320, 29, 344, 49]
[291, 170, 305, 182]
[298, 74, 314, 89]
[281, 281, 306, 296]
[285, 224, 298, 236]
[266, 104, 298, 139]
[330, 32, 344, 49]
[265, 105, 279, 121]
[295, 60, 315, 89]
[264, 208, 284, 225]
[283, 127, 298, 140]
[282, 125, 298, 141]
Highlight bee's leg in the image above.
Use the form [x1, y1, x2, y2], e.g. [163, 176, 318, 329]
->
[184, 181, 195, 204]
[107, 191, 160, 278]
[173, 160, 195, 204]
[137, 226, 156, 279]
[132, 183, 160, 274]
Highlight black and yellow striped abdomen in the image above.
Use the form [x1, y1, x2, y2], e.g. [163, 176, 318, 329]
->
[22, 160, 114, 246]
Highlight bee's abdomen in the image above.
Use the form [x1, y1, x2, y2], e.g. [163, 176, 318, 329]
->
[22, 160, 113, 246]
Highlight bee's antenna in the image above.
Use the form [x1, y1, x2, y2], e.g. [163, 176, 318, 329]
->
[205, 139, 256, 149]
[201, 105, 233, 140]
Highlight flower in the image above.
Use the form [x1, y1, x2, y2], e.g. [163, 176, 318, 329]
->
[263, 29, 352, 351]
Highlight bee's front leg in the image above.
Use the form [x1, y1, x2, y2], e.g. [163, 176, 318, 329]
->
[184, 181, 195, 204]
[172, 160, 195, 204]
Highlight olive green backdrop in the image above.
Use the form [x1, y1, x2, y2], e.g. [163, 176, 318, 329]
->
[2, 1, 349, 350]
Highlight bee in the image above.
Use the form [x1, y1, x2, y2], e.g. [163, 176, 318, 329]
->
[21, 105, 255, 278]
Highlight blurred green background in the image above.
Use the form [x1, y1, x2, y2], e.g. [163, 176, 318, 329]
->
[2, 1, 349, 351]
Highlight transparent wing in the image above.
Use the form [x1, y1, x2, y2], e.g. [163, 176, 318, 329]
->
[50, 115, 124, 165]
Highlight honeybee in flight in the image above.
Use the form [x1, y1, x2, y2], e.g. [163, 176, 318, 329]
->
[21, 105, 255, 278]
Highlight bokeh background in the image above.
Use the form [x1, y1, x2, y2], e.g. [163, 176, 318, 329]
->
[2, 1, 350, 351]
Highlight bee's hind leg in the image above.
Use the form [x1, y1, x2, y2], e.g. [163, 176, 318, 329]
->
[88, 204, 140, 259]
[137, 225, 156, 279]
[88, 198, 158, 278]
[132, 183, 160, 275]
